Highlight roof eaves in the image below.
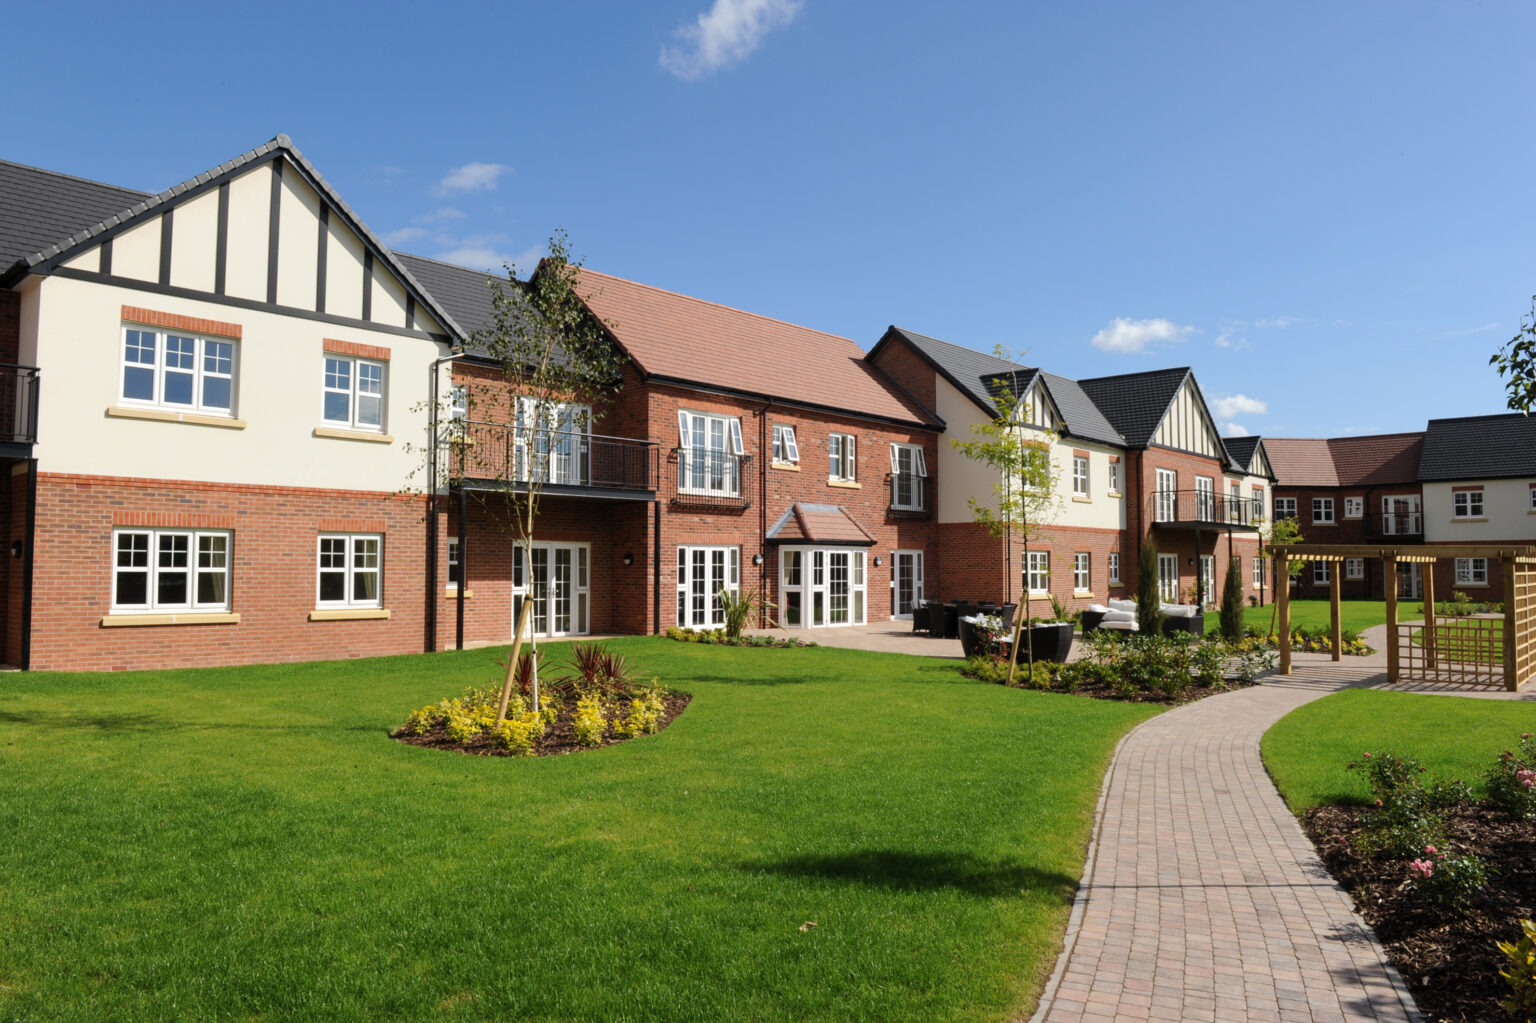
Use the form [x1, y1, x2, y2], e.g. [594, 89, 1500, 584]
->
[881, 326, 1001, 420]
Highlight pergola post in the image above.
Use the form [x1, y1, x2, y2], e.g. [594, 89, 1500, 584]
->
[1329, 564, 1342, 663]
[1385, 556, 1399, 684]
[1276, 549, 1291, 675]
[1422, 560, 1437, 670]
[1505, 556, 1519, 692]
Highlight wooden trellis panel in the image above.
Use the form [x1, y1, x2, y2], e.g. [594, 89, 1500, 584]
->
[1515, 563, 1536, 689]
[1398, 616, 1503, 688]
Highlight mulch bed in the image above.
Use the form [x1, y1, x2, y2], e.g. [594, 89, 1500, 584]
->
[393, 691, 692, 757]
[1059, 676, 1263, 705]
[1303, 802, 1536, 1022]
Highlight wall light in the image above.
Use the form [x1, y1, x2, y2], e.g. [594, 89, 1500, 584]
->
[873, 555, 883, 567]
[623, 552, 634, 567]
[751, 553, 764, 566]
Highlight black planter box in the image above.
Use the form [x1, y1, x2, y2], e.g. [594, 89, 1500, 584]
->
[1023, 622, 1075, 663]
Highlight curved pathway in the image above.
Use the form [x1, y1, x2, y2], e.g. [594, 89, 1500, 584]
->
[1031, 670, 1420, 1023]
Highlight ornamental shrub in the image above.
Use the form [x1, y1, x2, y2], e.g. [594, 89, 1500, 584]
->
[572, 695, 608, 748]
[1406, 843, 1489, 911]
[1348, 751, 1446, 858]
[1135, 542, 1163, 635]
[493, 711, 545, 755]
[1219, 562, 1244, 640]
[1498, 919, 1536, 1020]
[1487, 733, 1536, 822]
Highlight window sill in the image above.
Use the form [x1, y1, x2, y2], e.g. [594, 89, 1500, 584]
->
[309, 608, 391, 621]
[1451, 517, 1488, 523]
[315, 427, 394, 444]
[827, 479, 861, 489]
[1073, 589, 1093, 597]
[771, 461, 801, 472]
[1455, 581, 1491, 588]
[107, 406, 246, 430]
[1072, 495, 1092, 504]
[1311, 521, 1336, 527]
[445, 588, 473, 598]
[1107, 491, 1122, 498]
[100, 612, 241, 627]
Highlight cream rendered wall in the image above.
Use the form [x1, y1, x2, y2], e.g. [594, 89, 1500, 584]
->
[1056, 439, 1127, 530]
[1151, 379, 1222, 457]
[224, 163, 271, 301]
[1423, 480, 1536, 542]
[324, 216, 365, 320]
[27, 275, 451, 492]
[113, 216, 161, 282]
[168, 188, 218, 294]
[936, 377, 1002, 524]
[62, 248, 98, 272]
[275, 172, 320, 310]
[371, 266, 408, 330]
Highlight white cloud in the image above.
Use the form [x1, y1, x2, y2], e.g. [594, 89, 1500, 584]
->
[1213, 331, 1249, 350]
[1088, 317, 1192, 354]
[414, 207, 467, 223]
[382, 226, 429, 246]
[1208, 394, 1269, 420]
[1221, 422, 1252, 437]
[434, 162, 512, 195]
[660, 0, 803, 80]
[1254, 315, 1301, 328]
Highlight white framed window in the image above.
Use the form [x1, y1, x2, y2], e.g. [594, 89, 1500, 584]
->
[1109, 552, 1121, 584]
[1026, 551, 1050, 594]
[1252, 488, 1266, 520]
[1345, 557, 1364, 580]
[772, 424, 800, 464]
[1107, 460, 1120, 493]
[1344, 497, 1363, 518]
[1157, 553, 1178, 603]
[447, 537, 462, 589]
[1195, 476, 1215, 520]
[511, 542, 590, 637]
[1453, 489, 1485, 518]
[678, 410, 743, 496]
[1455, 557, 1488, 586]
[1274, 497, 1297, 520]
[1530, 484, 1536, 512]
[889, 443, 927, 510]
[1312, 497, 1334, 524]
[1313, 561, 1330, 584]
[829, 433, 857, 482]
[1382, 495, 1422, 534]
[113, 528, 231, 612]
[323, 356, 385, 431]
[1073, 552, 1090, 592]
[1155, 468, 1177, 521]
[317, 534, 382, 608]
[677, 545, 740, 628]
[121, 326, 236, 415]
[1253, 555, 1264, 588]
[1072, 455, 1089, 497]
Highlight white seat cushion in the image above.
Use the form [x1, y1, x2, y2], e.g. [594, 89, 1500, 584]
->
[1101, 620, 1139, 631]
[1107, 598, 1138, 613]
[1102, 609, 1136, 624]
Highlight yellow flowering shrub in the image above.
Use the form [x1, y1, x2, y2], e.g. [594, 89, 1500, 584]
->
[573, 695, 608, 747]
[493, 711, 545, 755]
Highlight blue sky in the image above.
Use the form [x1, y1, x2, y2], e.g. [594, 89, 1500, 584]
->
[10, 1, 1535, 438]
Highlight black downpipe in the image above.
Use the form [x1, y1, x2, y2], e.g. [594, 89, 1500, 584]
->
[457, 486, 467, 650]
[20, 458, 36, 671]
[652, 497, 662, 634]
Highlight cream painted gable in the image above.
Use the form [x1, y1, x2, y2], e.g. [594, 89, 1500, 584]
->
[1150, 377, 1225, 457]
[1016, 380, 1061, 432]
[1247, 444, 1274, 479]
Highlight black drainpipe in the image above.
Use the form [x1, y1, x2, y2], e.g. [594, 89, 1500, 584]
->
[20, 458, 36, 671]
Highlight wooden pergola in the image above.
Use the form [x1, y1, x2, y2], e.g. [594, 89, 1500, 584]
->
[1267, 543, 1536, 691]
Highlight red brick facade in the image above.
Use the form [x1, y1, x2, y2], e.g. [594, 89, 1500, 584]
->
[1274, 484, 1425, 600]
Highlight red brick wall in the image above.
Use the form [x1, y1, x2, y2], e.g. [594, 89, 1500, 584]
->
[30, 473, 433, 672]
[1273, 484, 1423, 600]
[866, 338, 938, 417]
[0, 291, 18, 365]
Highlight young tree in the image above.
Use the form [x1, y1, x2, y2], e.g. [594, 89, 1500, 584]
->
[1219, 556, 1244, 640]
[1263, 515, 1305, 637]
[434, 230, 627, 724]
[1491, 295, 1536, 413]
[1135, 540, 1163, 635]
[950, 358, 1060, 684]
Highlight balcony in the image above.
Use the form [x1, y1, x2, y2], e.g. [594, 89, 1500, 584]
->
[888, 471, 930, 518]
[1148, 489, 1261, 530]
[1372, 512, 1424, 539]
[452, 420, 656, 500]
[0, 365, 38, 455]
[673, 449, 751, 511]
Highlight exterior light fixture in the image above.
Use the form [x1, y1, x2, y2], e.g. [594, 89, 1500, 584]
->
[623, 553, 634, 567]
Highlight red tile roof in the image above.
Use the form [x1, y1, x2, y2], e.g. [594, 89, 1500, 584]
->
[572, 267, 935, 426]
[767, 503, 876, 545]
[1264, 438, 1338, 487]
[1266, 433, 1425, 488]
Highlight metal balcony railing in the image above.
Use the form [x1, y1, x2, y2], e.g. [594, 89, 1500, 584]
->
[1376, 512, 1423, 537]
[0, 365, 39, 445]
[674, 449, 750, 509]
[1148, 489, 1261, 528]
[451, 420, 656, 493]
[888, 472, 929, 516]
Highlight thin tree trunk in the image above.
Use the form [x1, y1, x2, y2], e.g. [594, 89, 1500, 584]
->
[496, 599, 534, 724]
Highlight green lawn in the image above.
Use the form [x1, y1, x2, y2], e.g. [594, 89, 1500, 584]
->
[1262, 688, 1536, 812]
[0, 638, 1158, 1023]
[1204, 598, 1420, 636]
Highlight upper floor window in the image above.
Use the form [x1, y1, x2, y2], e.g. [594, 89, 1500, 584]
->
[889, 443, 927, 510]
[1274, 497, 1297, 520]
[324, 356, 385, 431]
[449, 385, 469, 422]
[829, 433, 857, 482]
[678, 410, 743, 496]
[1195, 476, 1215, 520]
[1072, 455, 1089, 497]
[113, 528, 230, 612]
[1155, 468, 1177, 521]
[1344, 496, 1363, 518]
[1453, 489, 1485, 518]
[122, 327, 236, 415]
[1252, 488, 1266, 520]
[1530, 483, 1536, 512]
[772, 424, 800, 465]
[1107, 460, 1120, 493]
[1312, 497, 1334, 524]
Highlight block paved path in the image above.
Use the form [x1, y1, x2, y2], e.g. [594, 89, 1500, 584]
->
[1031, 671, 1420, 1023]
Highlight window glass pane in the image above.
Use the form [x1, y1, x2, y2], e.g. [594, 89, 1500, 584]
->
[198, 570, 226, 605]
[157, 568, 188, 605]
[324, 391, 351, 422]
[202, 375, 231, 410]
[163, 336, 195, 405]
[319, 571, 346, 602]
[353, 569, 379, 603]
[117, 532, 149, 567]
[116, 571, 148, 606]
[357, 393, 382, 427]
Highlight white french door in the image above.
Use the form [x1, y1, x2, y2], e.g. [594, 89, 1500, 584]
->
[1396, 562, 1423, 599]
[676, 545, 739, 629]
[512, 542, 590, 638]
[1200, 555, 1215, 608]
[1157, 553, 1179, 603]
[1155, 469, 1177, 522]
[892, 550, 924, 618]
[780, 547, 866, 628]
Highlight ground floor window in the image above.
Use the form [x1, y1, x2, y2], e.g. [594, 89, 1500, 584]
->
[678, 545, 739, 629]
[1025, 550, 1050, 594]
[1108, 552, 1121, 584]
[1073, 552, 1090, 593]
[1157, 553, 1178, 603]
[1313, 561, 1329, 585]
[447, 537, 462, 588]
[1345, 557, 1364, 580]
[1200, 555, 1215, 607]
[514, 542, 591, 636]
[891, 549, 924, 617]
[1455, 557, 1488, 586]
[114, 528, 231, 612]
[1253, 555, 1264, 588]
[318, 534, 381, 608]
[779, 547, 865, 628]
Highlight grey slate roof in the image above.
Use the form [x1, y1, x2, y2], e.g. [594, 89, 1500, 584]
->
[1223, 435, 1262, 473]
[0, 160, 148, 273]
[393, 252, 509, 338]
[882, 327, 1126, 446]
[1418, 413, 1536, 481]
[1077, 368, 1192, 448]
[1, 136, 463, 341]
